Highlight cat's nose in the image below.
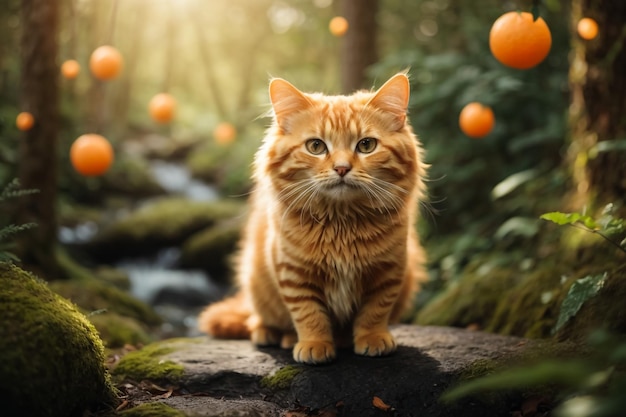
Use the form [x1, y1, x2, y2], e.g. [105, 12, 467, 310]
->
[334, 165, 351, 177]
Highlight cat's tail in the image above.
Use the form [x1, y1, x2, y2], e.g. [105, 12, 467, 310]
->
[197, 291, 251, 339]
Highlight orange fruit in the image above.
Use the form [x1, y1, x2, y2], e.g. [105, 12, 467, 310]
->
[329, 16, 349, 37]
[459, 102, 495, 139]
[577, 17, 598, 40]
[213, 122, 237, 145]
[16, 112, 34, 131]
[148, 93, 177, 124]
[61, 59, 80, 79]
[489, 11, 552, 70]
[70, 134, 114, 176]
[89, 45, 123, 80]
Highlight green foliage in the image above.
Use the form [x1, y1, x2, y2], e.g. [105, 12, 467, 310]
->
[0, 179, 38, 263]
[554, 273, 608, 333]
[442, 360, 593, 402]
[541, 204, 626, 252]
[541, 211, 599, 229]
[373, 0, 570, 240]
[442, 330, 626, 417]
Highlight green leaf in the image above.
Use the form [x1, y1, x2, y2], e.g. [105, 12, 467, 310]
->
[554, 273, 609, 333]
[540, 212, 598, 229]
[442, 361, 591, 402]
[491, 169, 540, 200]
[494, 217, 540, 240]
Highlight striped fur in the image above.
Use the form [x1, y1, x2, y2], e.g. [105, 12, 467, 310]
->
[198, 74, 428, 364]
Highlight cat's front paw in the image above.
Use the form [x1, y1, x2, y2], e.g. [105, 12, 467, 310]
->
[354, 331, 397, 357]
[293, 340, 336, 364]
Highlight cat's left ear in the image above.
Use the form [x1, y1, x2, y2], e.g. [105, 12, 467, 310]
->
[368, 73, 410, 131]
[269, 78, 312, 131]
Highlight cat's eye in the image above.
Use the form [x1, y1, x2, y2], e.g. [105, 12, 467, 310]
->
[305, 138, 327, 155]
[356, 137, 377, 154]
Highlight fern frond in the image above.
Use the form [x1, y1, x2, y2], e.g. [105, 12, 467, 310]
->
[0, 178, 39, 201]
[0, 222, 37, 242]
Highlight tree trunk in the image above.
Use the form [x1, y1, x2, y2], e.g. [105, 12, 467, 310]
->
[17, 0, 60, 278]
[340, 0, 379, 94]
[568, 0, 626, 208]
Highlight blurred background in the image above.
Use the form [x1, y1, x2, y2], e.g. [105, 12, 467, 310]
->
[1, 0, 624, 348]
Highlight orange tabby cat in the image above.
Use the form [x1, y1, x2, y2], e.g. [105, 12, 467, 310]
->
[198, 73, 428, 364]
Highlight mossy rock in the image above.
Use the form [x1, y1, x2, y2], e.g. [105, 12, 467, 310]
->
[179, 218, 243, 282]
[486, 262, 567, 338]
[50, 278, 162, 327]
[186, 140, 254, 196]
[95, 265, 132, 290]
[0, 263, 117, 417]
[88, 197, 244, 261]
[89, 312, 153, 349]
[260, 365, 304, 390]
[119, 402, 187, 417]
[103, 155, 165, 198]
[415, 255, 519, 328]
[112, 340, 185, 384]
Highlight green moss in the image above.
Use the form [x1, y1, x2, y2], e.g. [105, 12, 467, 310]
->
[0, 263, 117, 416]
[459, 358, 500, 382]
[260, 365, 304, 390]
[112, 342, 184, 383]
[119, 402, 187, 417]
[186, 140, 255, 196]
[180, 219, 243, 281]
[95, 265, 132, 290]
[57, 246, 97, 282]
[89, 312, 153, 348]
[103, 155, 164, 197]
[486, 264, 566, 338]
[50, 278, 162, 326]
[100, 197, 243, 244]
[415, 257, 519, 328]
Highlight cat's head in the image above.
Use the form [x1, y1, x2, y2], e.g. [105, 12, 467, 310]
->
[258, 73, 425, 215]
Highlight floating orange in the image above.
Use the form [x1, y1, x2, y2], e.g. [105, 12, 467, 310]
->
[70, 134, 114, 176]
[213, 122, 237, 145]
[329, 16, 349, 37]
[89, 45, 123, 80]
[489, 11, 552, 70]
[459, 102, 495, 139]
[16, 112, 34, 131]
[61, 59, 80, 79]
[148, 93, 177, 124]
[577, 17, 598, 40]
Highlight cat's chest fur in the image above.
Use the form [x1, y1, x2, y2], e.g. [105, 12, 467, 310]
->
[279, 212, 395, 323]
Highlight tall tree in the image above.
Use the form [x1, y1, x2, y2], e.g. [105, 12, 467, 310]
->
[340, 0, 379, 93]
[17, 0, 60, 278]
[568, 0, 626, 208]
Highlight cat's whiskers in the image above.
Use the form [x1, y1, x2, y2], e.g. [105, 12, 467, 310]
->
[302, 186, 324, 226]
[366, 183, 398, 218]
[277, 179, 318, 224]
[348, 174, 407, 218]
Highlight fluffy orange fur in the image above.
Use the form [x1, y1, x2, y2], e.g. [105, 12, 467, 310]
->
[198, 73, 428, 364]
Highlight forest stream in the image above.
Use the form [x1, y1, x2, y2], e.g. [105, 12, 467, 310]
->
[60, 160, 229, 338]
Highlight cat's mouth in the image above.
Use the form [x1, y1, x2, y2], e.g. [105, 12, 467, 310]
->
[321, 179, 361, 196]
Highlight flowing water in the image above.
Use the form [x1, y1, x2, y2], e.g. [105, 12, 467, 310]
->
[61, 160, 228, 337]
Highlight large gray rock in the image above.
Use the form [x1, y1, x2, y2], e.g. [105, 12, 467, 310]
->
[119, 325, 535, 416]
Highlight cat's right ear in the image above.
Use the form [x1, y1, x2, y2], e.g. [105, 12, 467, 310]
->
[269, 78, 312, 131]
